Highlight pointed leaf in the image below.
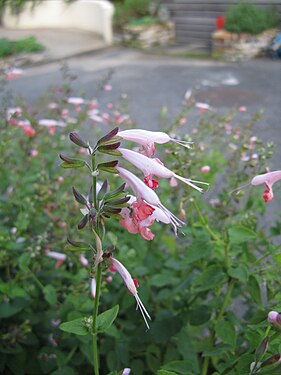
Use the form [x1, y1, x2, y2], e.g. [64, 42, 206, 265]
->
[43, 285, 57, 305]
[96, 305, 119, 333]
[67, 238, 90, 250]
[59, 318, 89, 335]
[104, 183, 126, 201]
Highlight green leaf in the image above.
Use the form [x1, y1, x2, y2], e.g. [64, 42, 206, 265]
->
[192, 265, 227, 292]
[157, 370, 177, 375]
[248, 275, 262, 306]
[59, 317, 89, 335]
[43, 285, 57, 305]
[162, 360, 196, 374]
[228, 225, 256, 244]
[203, 344, 232, 357]
[184, 236, 213, 264]
[0, 299, 26, 318]
[216, 320, 237, 349]
[97, 305, 119, 333]
[228, 265, 248, 283]
[150, 274, 178, 287]
[189, 305, 211, 326]
[60, 161, 85, 169]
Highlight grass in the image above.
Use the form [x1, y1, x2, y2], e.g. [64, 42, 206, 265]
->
[0, 36, 44, 58]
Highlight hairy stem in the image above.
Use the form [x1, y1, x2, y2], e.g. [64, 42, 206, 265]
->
[192, 200, 223, 244]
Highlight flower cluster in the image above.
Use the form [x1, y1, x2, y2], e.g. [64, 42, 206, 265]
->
[116, 129, 208, 240]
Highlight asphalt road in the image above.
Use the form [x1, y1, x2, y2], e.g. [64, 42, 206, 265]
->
[5, 48, 281, 156]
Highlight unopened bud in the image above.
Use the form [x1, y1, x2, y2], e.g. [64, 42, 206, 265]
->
[268, 311, 281, 328]
[255, 336, 269, 361]
[69, 132, 89, 148]
[261, 354, 281, 368]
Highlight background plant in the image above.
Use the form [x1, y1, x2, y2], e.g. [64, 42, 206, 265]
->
[225, 1, 280, 35]
[0, 66, 281, 374]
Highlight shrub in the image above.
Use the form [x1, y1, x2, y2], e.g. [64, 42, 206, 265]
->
[113, 0, 151, 30]
[225, 1, 280, 35]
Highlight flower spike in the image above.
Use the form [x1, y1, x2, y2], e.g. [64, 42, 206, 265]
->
[109, 256, 151, 329]
[117, 166, 185, 234]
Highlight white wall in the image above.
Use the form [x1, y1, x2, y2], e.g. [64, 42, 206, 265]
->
[3, 0, 114, 44]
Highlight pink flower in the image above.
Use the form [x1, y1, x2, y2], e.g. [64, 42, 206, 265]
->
[106, 276, 113, 283]
[6, 107, 22, 120]
[117, 167, 184, 235]
[251, 170, 281, 203]
[239, 106, 247, 112]
[38, 119, 66, 128]
[120, 200, 156, 241]
[169, 177, 178, 187]
[30, 149, 38, 157]
[119, 148, 208, 193]
[108, 256, 151, 329]
[5, 67, 23, 80]
[61, 108, 69, 118]
[57, 176, 64, 183]
[117, 129, 193, 157]
[23, 126, 36, 137]
[48, 102, 58, 110]
[195, 102, 211, 111]
[179, 117, 187, 126]
[79, 255, 89, 267]
[107, 103, 113, 109]
[67, 97, 85, 105]
[268, 311, 281, 328]
[91, 278, 96, 298]
[45, 250, 66, 268]
[89, 100, 98, 109]
[201, 165, 210, 174]
[103, 84, 112, 91]
[122, 369, 131, 375]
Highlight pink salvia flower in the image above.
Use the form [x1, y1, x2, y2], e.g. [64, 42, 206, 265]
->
[45, 250, 66, 268]
[91, 278, 96, 298]
[67, 97, 85, 105]
[251, 170, 281, 203]
[201, 165, 210, 174]
[108, 256, 151, 329]
[79, 255, 89, 267]
[38, 119, 66, 127]
[117, 166, 185, 234]
[268, 311, 281, 328]
[117, 129, 193, 157]
[119, 148, 208, 193]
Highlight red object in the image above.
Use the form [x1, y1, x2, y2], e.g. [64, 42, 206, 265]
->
[216, 16, 225, 30]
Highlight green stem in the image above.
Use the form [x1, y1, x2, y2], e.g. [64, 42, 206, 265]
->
[92, 155, 97, 209]
[192, 200, 223, 244]
[92, 263, 102, 375]
[27, 267, 45, 291]
[201, 279, 235, 375]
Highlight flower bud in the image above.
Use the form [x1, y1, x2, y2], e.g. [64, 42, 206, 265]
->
[268, 311, 281, 328]
[69, 132, 89, 148]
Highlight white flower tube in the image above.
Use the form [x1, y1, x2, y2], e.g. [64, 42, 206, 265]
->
[119, 148, 208, 192]
[109, 256, 151, 329]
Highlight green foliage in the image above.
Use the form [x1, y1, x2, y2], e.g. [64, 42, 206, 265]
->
[0, 36, 44, 58]
[0, 63, 281, 375]
[225, 2, 280, 34]
[113, 0, 151, 30]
